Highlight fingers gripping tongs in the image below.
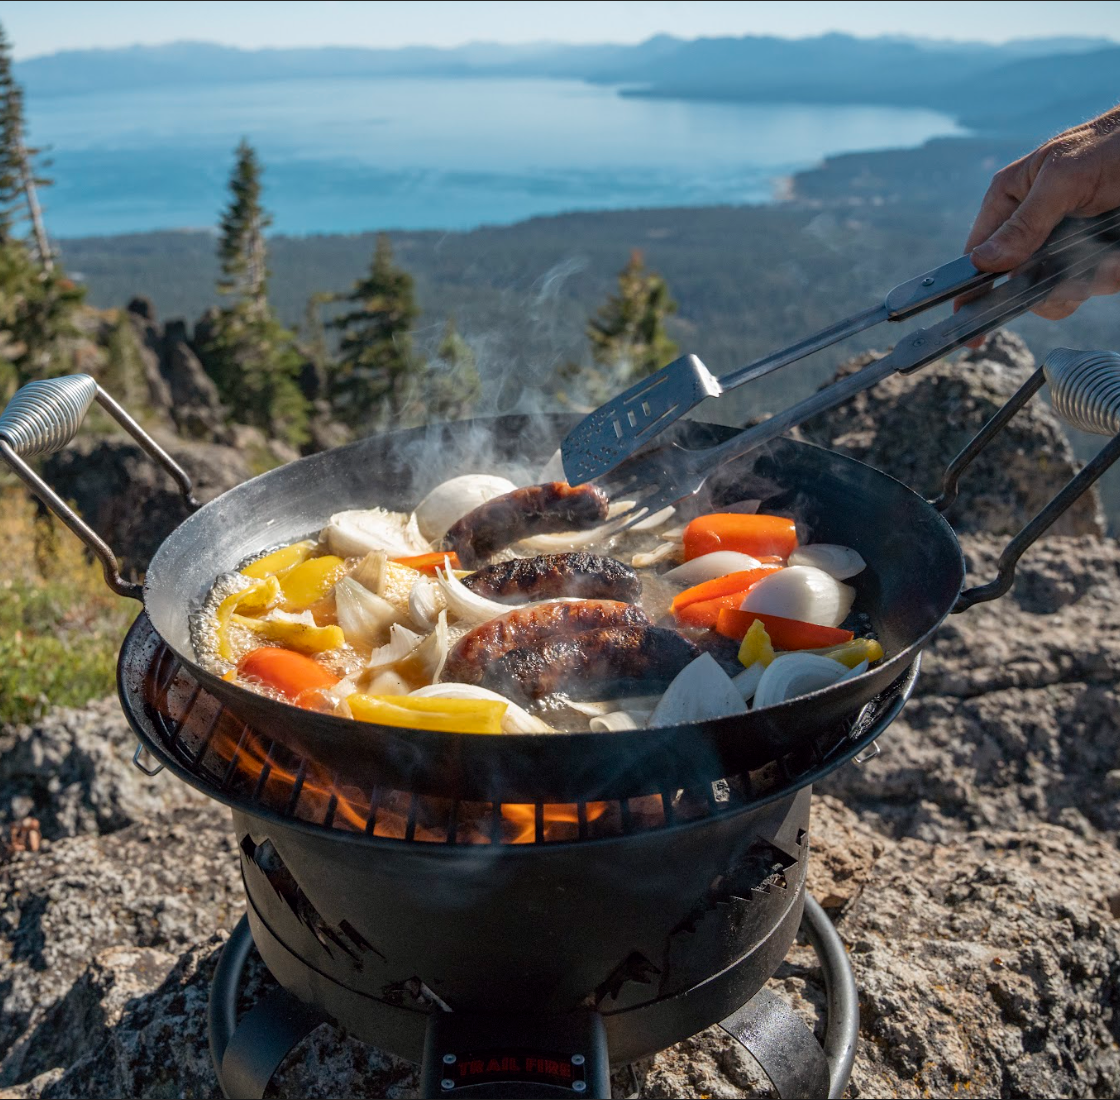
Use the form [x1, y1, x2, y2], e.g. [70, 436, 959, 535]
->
[561, 208, 1120, 510]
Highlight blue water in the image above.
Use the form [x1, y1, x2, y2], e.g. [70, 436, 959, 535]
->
[25, 76, 963, 238]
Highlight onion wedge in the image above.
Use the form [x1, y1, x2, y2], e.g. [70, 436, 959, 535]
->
[662, 551, 763, 587]
[752, 652, 849, 710]
[789, 544, 866, 579]
[414, 475, 518, 541]
[647, 653, 747, 727]
[740, 566, 855, 629]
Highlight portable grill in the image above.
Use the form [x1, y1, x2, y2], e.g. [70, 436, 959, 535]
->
[121, 611, 906, 1098]
[5, 348, 1120, 1099]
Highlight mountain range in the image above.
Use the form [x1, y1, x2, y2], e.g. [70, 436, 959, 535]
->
[15, 32, 1119, 137]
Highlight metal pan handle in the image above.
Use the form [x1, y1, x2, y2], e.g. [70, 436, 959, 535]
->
[0, 373, 199, 600]
[932, 349, 1120, 611]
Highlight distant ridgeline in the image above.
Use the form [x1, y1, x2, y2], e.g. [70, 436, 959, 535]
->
[15, 33, 1120, 139]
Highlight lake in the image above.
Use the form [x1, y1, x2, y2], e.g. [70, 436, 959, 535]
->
[26, 76, 963, 238]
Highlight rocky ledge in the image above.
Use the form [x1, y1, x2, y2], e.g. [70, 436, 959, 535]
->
[2, 333, 1119, 1099]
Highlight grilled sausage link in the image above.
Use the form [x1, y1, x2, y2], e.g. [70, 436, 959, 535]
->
[442, 599, 649, 686]
[479, 625, 700, 702]
[462, 552, 641, 605]
[445, 481, 609, 567]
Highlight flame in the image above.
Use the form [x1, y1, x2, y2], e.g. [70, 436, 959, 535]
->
[153, 659, 624, 845]
[501, 802, 610, 844]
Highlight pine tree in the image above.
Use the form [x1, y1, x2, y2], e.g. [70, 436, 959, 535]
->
[586, 249, 678, 384]
[417, 315, 481, 423]
[0, 23, 51, 268]
[200, 140, 308, 446]
[328, 233, 420, 428]
[217, 139, 268, 312]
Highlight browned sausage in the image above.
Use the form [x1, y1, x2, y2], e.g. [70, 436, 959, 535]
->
[479, 626, 700, 702]
[462, 552, 641, 604]
[442, 599, 649, 686]
[445, 482, 609, 567]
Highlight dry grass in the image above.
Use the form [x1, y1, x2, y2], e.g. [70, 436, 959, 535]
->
[0, 485, 137, 724]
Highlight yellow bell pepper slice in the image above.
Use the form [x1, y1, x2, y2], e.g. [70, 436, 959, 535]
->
[347, 694, 507, 734]
[233, 616, 346, 655]
[738, 618, 775, 668]
[241, 540, 315, 580]
[279, 555, 346, 611]
[804, 637, 885, 668]
[216, 576, 281, 660]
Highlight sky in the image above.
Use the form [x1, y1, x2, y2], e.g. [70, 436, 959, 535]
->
[4, 0, 1120, 59]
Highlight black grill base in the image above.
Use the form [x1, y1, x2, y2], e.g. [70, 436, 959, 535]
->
[209, 896, 856, 1100]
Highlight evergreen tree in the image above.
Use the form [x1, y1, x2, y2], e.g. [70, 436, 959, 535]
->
[217, 139, 268, 312]
[200, 140, 308, 446]
[586, 249, 678, 384]
[0, 21, 79, 389]
[411, 315, 481, 423]
[327, 233, 420, 428]
[0, 23, 51, 268]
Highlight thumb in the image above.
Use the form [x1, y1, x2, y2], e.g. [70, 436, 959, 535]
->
[970, 180, 1070, 271]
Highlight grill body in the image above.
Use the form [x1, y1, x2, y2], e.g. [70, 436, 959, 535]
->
[237, 788, 809, 1064]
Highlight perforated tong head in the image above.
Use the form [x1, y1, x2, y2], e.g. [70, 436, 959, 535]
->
[561, 206, 1120, 486]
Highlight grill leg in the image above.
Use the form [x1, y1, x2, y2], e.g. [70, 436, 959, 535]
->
[718, 894, 857, 1100]
[209, 915, 328, 1100]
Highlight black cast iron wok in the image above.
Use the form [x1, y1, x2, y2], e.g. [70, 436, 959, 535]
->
[5, 369, 1109, 803]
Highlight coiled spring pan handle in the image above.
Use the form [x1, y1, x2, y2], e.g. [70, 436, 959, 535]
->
[0, 373, 198, 599]
[940, 348, 1120, 611]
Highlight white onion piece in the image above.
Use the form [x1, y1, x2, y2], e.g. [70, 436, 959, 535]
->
[414, 474, 518, 541]
[408, 576, 445, 630]
[363, 669, 411, 696]
[268, 609, 317, 626]
[789, 544, 866, 580]
[840, 659, 870, 680]
[740, 566, 855, 628]
[732, 661, 765, 702]
[659, 525, 687, 542]
[366, 623, 424, 670]
[632, 542, 679, 569]
[436, 557, 526, 623]
[349, 550, 386, 593]
[663, 551, 763, 587]
[561, 695, 663, 718]
[752, 653, 849, 710]
[630, 505, 675, 531]
[590, 711, 644, 732]
[516, 499, 634, 553]
[647, 654, 747, 727]
[335, 576, 399, 648]
[410, 683, 552, 733]
[409, 611, 450, 683]
[322, 509, 429, 559]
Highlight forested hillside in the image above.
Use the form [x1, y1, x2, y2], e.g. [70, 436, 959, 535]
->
[61, 133, 1120, 428]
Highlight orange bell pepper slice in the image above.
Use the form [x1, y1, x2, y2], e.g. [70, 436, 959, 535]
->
[391, 551, 461, 574]
[238, 647, 339, 708]
[674, 592, 753, 628]
[670, 566, 783, 614]
[714, 609, 854, 650]
[683, 514, 797, 561]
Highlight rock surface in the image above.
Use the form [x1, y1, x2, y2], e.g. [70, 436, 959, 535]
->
[4, 333, 1120, 1098]
[802, 329, 1107, 538]
[43, 432, 251, 578]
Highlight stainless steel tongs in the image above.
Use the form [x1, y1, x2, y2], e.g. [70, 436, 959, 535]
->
[561, 207, 1120, 510]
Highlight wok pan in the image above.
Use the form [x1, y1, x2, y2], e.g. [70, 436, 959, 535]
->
[2, 366, 1116, 802]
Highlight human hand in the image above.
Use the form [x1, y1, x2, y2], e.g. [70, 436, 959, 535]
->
[962, 107, 1120, 324]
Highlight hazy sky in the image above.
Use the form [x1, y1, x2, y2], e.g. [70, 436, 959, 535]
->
[5, 0, 1120, 59]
